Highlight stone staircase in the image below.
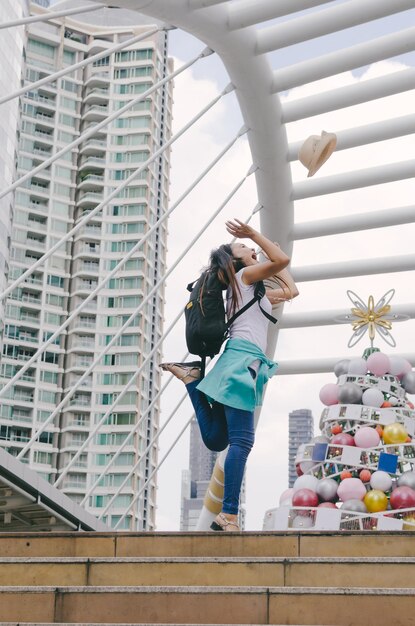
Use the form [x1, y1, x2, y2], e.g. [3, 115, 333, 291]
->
[0, 531, 414, 625]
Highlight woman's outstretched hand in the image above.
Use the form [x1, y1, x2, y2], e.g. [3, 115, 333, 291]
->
[226, 219, 257, 239]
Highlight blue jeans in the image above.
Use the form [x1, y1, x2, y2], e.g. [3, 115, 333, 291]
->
[186, 380, 255, 515]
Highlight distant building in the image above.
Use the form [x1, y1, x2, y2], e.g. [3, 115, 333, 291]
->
[180, 418, 218, 530]
[0, 0, 173, 531]
[288, 408, 314, 487]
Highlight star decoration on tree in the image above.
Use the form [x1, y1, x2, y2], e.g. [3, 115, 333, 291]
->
[335, 289, 409, 348]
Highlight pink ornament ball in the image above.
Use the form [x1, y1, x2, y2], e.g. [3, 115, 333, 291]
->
[366, 352, 390, 377]
[354, 426, 380, 448]
[337, 477, 366, 502]
[318, 502, 337, 509]
[279, 488, 294, 506]
[319, 383, 339, 406]
[390, 486, 415, 510]
[292, 488, 319, 508]
[331, 433, 355, 446]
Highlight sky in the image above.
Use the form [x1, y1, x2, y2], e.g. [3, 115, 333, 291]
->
[48, 0, 415, 530]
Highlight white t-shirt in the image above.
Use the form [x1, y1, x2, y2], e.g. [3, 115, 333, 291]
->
[226, 268, 272, 354]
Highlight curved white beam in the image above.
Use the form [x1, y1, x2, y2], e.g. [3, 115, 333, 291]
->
[97, 0, 293, 254]
[292, 253, 415, 282]
[228, 0, 334, 30]
[292, 159, 415, 200]
[278, 354, 415, 375]
[0, 3, 101, 29]
[288, 112, 415, 160]
[256, 0, 415, 54]
[282, 68, 415, 122]
[280, 304, 415, 328]
[272, 25, 415, 92]
[292, 205, 415, 240]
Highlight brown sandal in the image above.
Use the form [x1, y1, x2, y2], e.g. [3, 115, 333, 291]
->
[210, 512, 240, 532]
[160, 361, 202, 382]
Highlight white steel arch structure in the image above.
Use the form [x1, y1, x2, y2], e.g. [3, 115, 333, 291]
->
[1, 0, 415, 531]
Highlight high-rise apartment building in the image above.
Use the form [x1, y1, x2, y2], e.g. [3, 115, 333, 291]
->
[0, 1, 173, 530]
[180, 418, 219, 530]
[0, 0, 29, 351]
[288, 408, 314, 488]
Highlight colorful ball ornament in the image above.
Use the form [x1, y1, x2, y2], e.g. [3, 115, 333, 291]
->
[383, 423, 408, 445]
[354, 426, 380, 448]
[334, 359, 350, 377]
[331, 433, 355, 446]
[340, 471, 353, 480]
[292, 488, 319, 508]
[359, 469, 372, 483]
[362, 388, 384, 408]
[319, 383, 339, 406]
[348, 357, 367, 375]
[390, 486, 415, 510]
[318, 502, 337, 509]
[338, 383, 362, 404]
[370, 470, 393, 492]
[331, 424, 343, 435]
[388, 356, 410, 377]
[279, 488, 294, 506]
[337, 478, 366, 502]
[364, 489, 388, 513]
[316, 478, 338, 502]
[398, 472, 415, 490]
[366, 352, 390, 376]
[293, 475, 319, 493]
[341, 499, 368, 513]
[402, 371, 415, 394]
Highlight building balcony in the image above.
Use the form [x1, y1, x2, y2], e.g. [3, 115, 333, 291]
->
[82, 104, 109, 123]
[78, 173, 104, 191]
[83, 87, 109, 105]
[28, 181, 50, 198]
[79, 138, 107, 156]
[77, 191, 103, 207]
[73, 242, 101, 259]
[32, 128, 54, 144]
[25, 91, 56, 108]
[85, 71, 110, 88]
[79, 156, 105, 172]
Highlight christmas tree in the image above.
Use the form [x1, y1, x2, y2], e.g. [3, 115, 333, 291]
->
[265, 290, 415, 531]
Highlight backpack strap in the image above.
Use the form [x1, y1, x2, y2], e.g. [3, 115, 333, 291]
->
[226, 281, 277, 329]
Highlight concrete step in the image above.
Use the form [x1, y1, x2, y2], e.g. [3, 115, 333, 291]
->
[0, 556, 413, 588]
[0, 586, 414, 625]
[0, 531, 415, 558]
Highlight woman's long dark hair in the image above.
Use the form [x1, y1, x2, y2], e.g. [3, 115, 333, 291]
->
[208, 243, 244, 317]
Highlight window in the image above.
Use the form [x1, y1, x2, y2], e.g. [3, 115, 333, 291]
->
[114, 82, 152, 95]
[54, 182, 72, 197]
[63, 49, 75, 66]
[40, 370, 58, 385]
[47, 274, 64, 288]
[61, 79, 79, 94]
[58, 113, 76, 128]
[113, 151, 148, 163]
[114, 49, 153, 62]
[114, 116, 151, 129]
[93, 56, 110, 67]
[28, 39, 56, 59]
[60, 96, 77, 111]
[114, 66, 152, 79]
[112, 133, 149, 147]
[55, 165, 72, 180]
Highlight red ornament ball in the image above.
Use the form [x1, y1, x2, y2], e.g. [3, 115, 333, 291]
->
[340, 471, 353, 480]
[331, 433, 355, 446]
[331, 424, 343, 435]
[292, 488, 319, 508]
[381, 401, 392, 408]
[390, 486, 415, 510]
[295, 464, 303, 477]
[318, 502, 337, 508]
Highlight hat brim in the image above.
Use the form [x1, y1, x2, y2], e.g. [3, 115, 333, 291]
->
[307, 132, 337, 177]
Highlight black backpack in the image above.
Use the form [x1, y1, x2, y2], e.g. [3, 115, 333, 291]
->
[184, 270, 277, 375]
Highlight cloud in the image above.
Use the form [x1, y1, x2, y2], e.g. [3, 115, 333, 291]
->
[156, 54, 415, 531]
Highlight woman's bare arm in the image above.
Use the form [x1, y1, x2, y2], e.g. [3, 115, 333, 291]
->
[225, 219, 290, 284]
